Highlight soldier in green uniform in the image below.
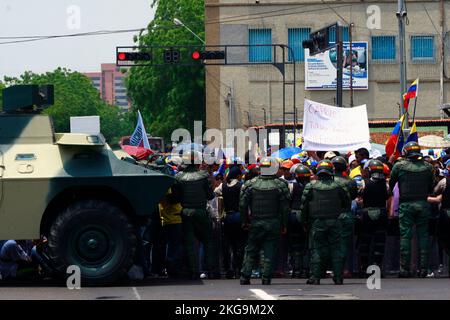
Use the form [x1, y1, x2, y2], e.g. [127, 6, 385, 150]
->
[173, 151, 216, 279]
[331, 156, 357, 276]
[239, 157, 291, 285]
[288, 164, 312, 278]
[389, 141, 434, 278]
[299, 160, 350, 285]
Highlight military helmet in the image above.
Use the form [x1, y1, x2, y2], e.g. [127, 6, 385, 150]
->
[259, 156, 273, 168]
[259, 156, 278, 176]
[331, 156, 347, 172]
[402, 141, 422, 158]
[367, 159, 385, 179]
[316, 160, 334, 176]
[294, 164, 311, 179]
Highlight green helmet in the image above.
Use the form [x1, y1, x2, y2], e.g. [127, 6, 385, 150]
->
[316, 160, 334, 176]
[331, 156, 347, 172]
[367, 159, 385, 179]
[259, 156, 277, 175]
[259, 156, 273, 168]
[294, 164, 311, 179]
[402, 141, 422, 158]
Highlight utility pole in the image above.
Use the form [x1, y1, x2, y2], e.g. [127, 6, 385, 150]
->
[397, 0, 408, 129]
[336, 23, 344, 108]
[440, 0, 445, 119]
[349, 22, 354, 108]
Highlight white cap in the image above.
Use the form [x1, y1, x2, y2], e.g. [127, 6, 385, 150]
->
[348, 154, 356, 164]
[324, 151, 337, 160]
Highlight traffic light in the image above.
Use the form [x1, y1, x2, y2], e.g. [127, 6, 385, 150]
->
[302, 25, 333, 56]
[164, 49, 181, 63]
[117, 51, 152, 62]
[191, 50, 225, 61]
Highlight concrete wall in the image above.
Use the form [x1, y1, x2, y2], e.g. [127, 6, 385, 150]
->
[205, 0, 450, 131]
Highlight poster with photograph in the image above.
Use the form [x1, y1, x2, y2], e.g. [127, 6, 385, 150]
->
[305, 41, 368, 90]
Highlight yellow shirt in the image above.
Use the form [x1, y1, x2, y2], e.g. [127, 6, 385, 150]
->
[159, 189, 182, 226]
[349, 166, 362, 179]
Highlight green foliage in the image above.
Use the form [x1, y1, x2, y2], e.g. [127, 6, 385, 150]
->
[126, 0, 205, 142]
[0, 81, 4, 110]
[2, 68, 132, 146]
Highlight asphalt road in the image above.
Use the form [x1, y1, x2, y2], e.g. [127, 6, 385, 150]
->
[0, 277, 449, 300]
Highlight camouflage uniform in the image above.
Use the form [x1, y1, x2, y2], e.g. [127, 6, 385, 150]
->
[334, 173, 357, 272]
[174, 165, 215, 279]
[389, 157, 434, 277]
[299, 162, 350, 285]
[239, 174, 290, 285]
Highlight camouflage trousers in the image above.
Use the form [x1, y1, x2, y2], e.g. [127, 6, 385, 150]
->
[339, 212, 354, 272]
[241, 219, 281, 281]
[181, 208, 214, 275]
[309, 218, 343, 281]
[399, 200, 431, 272]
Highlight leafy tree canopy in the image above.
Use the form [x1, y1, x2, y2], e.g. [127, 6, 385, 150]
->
[2, 68, 133, 146]
[126, 0, 205, 142]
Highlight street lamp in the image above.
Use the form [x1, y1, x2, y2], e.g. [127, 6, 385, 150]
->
[173, 18, 205, 45]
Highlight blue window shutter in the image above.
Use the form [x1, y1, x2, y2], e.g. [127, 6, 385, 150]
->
[288, 28, 311, 61]
[371, 36, 396, 60]
[411, 36, 434, 60]
[329, 26, 349, 43]
[249, 29, 272, 62]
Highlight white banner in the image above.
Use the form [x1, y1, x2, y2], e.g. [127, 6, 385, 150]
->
[302, 99, 371, 152]
[305, 41, 368, 90]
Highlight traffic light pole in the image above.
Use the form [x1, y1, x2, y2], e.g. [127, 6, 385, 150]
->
[397, 0, 409, 129]
[336, 24, 344, 108]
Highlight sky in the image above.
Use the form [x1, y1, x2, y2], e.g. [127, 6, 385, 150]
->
[0, 0, 156, 78]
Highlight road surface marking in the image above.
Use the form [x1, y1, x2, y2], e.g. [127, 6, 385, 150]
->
[250, 289, 277, 300]
[132, 287, 141, 300]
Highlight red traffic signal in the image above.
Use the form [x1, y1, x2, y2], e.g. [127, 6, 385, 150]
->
[117, 52, 152, 61]
[191, 50, 225, 61]
[191, 51, 201, 60]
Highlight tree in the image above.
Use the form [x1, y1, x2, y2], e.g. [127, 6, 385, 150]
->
[0, 81, 4, 110]
[126, 0, 205, 142]
[2, 68, 132, 145]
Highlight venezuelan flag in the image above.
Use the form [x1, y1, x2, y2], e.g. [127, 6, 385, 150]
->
[406, 122, 418, 144]
[403, 79, 419, 110]
[385, 115, 405, 158]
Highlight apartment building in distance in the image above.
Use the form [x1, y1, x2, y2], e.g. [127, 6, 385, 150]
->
[83, 63, 130, 112]
[205, 0, 450, 141]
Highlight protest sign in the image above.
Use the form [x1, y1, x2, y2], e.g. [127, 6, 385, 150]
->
[302, 99, 371, 152]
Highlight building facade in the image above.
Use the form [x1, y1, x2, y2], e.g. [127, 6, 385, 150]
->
[83, 63, 130, 112]
[205, 0, 450, 139]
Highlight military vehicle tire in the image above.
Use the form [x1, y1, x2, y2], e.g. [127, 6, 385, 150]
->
[48, 200, 136, 286]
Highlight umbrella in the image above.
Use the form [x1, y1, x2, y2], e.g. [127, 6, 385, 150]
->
[419, 135, 450, 149]
[120, 144, 154, 160]
[270, 147, 302, 160]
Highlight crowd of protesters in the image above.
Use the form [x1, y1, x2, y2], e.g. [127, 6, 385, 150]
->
[1, 144, 449, 282]
[133, 144, 450, 281]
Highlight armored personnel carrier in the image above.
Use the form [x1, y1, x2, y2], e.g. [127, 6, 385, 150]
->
[0, 85, 174, 285]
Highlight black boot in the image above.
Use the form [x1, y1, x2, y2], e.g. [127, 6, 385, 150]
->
[240, 277, 250, 285]
[333, 277, 343, 285]
[262, 278, 271, 285]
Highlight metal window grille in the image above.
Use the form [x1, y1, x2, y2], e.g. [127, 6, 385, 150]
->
[288, 28, 311, 62]
[249, 29, 272, 62]
[371, 35, 396, 61]
[329, 26, 349, 43]
[411, 35, 435, 61]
